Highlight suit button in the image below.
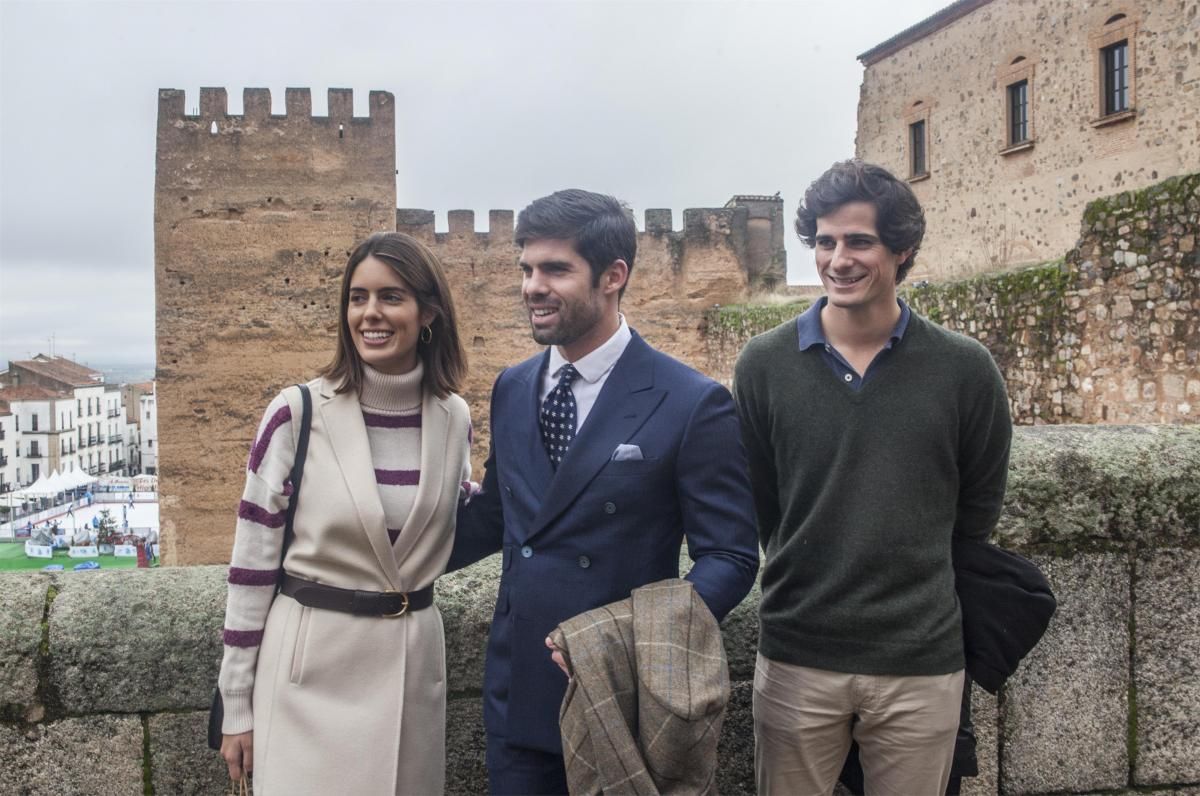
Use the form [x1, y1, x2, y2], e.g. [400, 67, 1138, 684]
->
[603, 502, 616, 515]
[521, 545, 533, 558]
[578, 555, 591, 569]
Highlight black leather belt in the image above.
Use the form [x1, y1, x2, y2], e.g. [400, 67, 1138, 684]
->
[279, 574, 433, 617]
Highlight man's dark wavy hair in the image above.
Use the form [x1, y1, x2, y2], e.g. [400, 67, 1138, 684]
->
[514, 189, 637, 298]
[794, 160, 926, 283]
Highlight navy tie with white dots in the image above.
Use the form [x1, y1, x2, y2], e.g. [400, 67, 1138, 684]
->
[540, 364, 580, 469]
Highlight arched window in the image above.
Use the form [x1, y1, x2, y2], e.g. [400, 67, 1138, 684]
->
[1089, 10, 1139, 124]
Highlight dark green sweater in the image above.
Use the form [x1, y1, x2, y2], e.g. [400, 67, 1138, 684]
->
[733, 311, 1012, 676]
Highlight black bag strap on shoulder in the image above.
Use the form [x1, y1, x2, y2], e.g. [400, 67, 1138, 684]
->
[208, 382, 313, 751]
[280, 383, 312, 558]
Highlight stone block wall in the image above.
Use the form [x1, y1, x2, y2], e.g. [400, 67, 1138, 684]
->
[1, 426, 1197, 794]
[855, 0, 1199, 282]
[154, 87, 397, 566]
[704, 173, 1199, 426]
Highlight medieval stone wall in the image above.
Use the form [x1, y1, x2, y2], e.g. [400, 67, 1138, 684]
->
[855, 0, 1200, 282]
[154, 88, 396, 566]
[2, 426, 1196, 795]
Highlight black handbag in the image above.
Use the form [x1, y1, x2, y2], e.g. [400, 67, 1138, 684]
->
[208, 383, 312, 751]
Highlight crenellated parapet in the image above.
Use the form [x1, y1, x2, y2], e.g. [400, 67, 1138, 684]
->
[156, 87, 394, 136]
[395, 197, 787, 292]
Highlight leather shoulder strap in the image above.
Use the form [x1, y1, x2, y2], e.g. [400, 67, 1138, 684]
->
[281, 383, 312, 557]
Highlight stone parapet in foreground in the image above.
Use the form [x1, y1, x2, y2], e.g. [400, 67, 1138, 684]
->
[0, 426, 1197, 794]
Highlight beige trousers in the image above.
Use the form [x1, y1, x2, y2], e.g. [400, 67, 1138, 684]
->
[753, 653, 964, 796]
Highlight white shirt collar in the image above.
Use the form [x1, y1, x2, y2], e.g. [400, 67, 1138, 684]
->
[548, 314, 631, 384]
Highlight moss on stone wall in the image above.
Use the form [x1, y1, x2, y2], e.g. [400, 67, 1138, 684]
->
[1081, 172, 1200, 229]
[703, 300, 811, 341]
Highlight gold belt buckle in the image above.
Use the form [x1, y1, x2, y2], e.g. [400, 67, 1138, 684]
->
[382, 590, 409, 618]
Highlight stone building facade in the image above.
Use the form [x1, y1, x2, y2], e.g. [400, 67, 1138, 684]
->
[0, 356, 129, 483]
[855, 0, 1200, 281]
[154, 87, 786, 565]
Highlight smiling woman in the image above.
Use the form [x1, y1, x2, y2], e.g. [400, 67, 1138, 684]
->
[215, 232, 472, 795]
[346, 255, 434, 376]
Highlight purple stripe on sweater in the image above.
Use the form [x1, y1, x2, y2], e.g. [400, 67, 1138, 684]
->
[363, 411, 421, 429]
[388, 528, 401, 545]
[248, 405, 292, 473]
[375, 469, 420, 486]
[223, 628, 265, 648]
[238, 500, 286, 528]
[228, 567, 280, 586]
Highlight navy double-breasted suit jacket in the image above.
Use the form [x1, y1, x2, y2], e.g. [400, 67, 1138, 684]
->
[449, 331, 760, 753]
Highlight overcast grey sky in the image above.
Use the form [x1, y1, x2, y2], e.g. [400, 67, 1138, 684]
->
[0, 0, 948, 369]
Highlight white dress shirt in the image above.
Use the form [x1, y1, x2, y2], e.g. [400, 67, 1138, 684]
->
[540, 315, 632, 433]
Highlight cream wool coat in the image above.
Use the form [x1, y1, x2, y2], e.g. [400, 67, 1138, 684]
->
[251, 377, 470, 796]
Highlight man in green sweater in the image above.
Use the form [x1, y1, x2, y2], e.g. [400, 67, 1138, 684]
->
[733, 160, 1012, 795]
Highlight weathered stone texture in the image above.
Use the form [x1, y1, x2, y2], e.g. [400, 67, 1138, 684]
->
[1001, 554, 1130, 794]
[155, 87, 397, 566]
[997, 425, 1200, 549]
[1133, 548, 1200, 785]
[148, 711, 228, 796]
[0, 574, 50, 714]
[48, 567, 224, 713]
[962, 686, 999, 796]
[0, 715, 144, 796]
[445, 696, 488, 796]
[437, 554, 501, 694]
[717, 681, 755, 796]
[857, 0, 1200, 283]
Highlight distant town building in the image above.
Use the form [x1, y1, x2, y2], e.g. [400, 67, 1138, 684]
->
[0, 402, 15, 493]
[0, 384, 78, 485]
[0, 354, 144, 485]
[855, 0, 1198, 280]
[139, 387, 157, 476]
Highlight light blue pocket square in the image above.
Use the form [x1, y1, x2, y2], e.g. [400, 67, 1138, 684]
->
[612, 443, 644, 462]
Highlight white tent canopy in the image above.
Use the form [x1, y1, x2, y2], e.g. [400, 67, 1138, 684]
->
[13, 472, 56, 498]
[42, 470, 72, 495]
[62, 469, 98, 489]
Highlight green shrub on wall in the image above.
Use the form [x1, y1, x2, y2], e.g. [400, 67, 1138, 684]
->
[704, 301, 811, 342]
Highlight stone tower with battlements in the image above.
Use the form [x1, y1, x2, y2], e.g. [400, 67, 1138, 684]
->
[154, 87, 396, 564]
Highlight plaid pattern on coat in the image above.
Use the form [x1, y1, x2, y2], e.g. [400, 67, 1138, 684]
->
[549, 578, 730, 795]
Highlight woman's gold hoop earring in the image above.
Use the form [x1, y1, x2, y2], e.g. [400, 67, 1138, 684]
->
[420, 325, 433, 344]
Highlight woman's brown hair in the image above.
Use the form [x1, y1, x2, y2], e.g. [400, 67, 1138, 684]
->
[321, 232, 466, 398]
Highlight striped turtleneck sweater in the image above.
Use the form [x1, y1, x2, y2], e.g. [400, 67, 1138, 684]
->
[217, 363, 425, 735]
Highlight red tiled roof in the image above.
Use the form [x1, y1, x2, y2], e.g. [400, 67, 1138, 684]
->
[0, 384, 70, 401]
[11, 355, 103, 388]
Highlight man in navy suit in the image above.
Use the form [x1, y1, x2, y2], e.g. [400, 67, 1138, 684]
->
[450, 188, 760, 795]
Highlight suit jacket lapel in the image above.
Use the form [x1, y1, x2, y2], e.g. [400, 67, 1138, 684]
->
[530, 336, 664, 538]
[389, 390, 449, 578]
[318, 380, 400, 590]
[512, 350, 555, 496]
